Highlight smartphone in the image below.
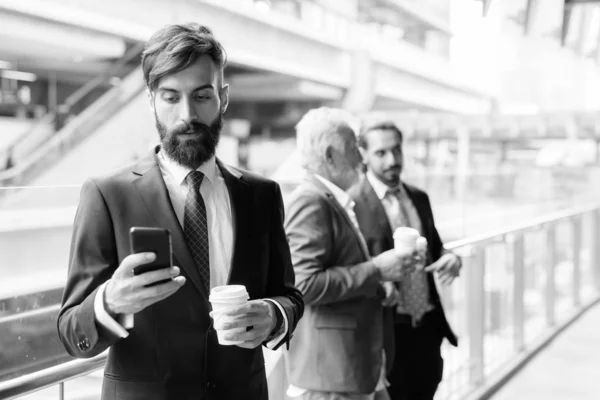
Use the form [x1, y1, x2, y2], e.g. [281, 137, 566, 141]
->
[129, 227, 173, 285]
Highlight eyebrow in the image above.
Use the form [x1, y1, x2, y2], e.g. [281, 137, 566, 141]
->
[157, 84, 215, 93]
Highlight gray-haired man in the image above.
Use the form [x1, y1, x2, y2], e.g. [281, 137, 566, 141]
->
[284, 107, 407, 400]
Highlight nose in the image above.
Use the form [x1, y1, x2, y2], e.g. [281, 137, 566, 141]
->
[383, 151, 396, 166]
[179, 97, 197, 124]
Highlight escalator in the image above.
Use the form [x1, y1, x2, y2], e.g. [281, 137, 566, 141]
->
[0, 41, 147, 196]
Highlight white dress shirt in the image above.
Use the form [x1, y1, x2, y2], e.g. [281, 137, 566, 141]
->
[287, 175, 387, 398]
[94, 152, 287, 348]
[366, 171, 421, 232]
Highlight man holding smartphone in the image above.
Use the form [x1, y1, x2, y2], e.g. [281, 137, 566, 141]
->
[58, 23, 304, 400]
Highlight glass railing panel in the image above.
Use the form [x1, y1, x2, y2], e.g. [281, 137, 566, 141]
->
[579, 212, 597, 303]
[437, 248, 472, 400]
[16, 369, 104, 400]
[553, 220, 577, 324]
[0, 185, 80, 383]
[483, 241, 514, 374]
[522, 230, 548, 346]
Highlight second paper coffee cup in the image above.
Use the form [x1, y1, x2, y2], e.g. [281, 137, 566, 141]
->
[209, 285, 249, 345]
[393, 227, 420, 256]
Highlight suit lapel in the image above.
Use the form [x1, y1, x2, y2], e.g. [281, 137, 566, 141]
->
[402, 184, 440, 295]
[359, 177, 394, 247]
[403, 184, 430, 243]
[307, 175, 370, 260]
[131, 150, 207, 299]
[218, 160, 252, 284]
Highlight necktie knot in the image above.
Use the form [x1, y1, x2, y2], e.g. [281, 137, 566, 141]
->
[186, 171, 205, 191]
[385, 186, 401, 199]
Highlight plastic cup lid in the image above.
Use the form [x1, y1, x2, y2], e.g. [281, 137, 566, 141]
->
[209, 285, 248, 301]
[393, 227, 420, 239]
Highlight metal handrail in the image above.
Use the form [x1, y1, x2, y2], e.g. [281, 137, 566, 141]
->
[0, 305, 60, 325]
[1, 202, 598, 399]
[445, 202, 600, 250]
[0, 354, 107, 400]
[62, 41, 145, 113]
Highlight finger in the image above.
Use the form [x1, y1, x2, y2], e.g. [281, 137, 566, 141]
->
[138, 276, 185, 302]
[221, 325, 268, 343]
[115, 252, 156, 277]
[235, 338, 264, 349]
[219, 300, 268, 317]
[214, 314, 263, 331]
[439, 273, 454, 285]
[136, 266, 180, 287]
[424, 264, 439, 272]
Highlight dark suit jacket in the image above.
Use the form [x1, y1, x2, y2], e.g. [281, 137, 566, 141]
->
[57, 148, 304, 400]
[349, 176, 457, 347]
[283, 174, 389, 393]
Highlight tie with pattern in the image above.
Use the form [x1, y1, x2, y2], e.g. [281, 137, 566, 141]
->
[385, 188, 431, 324]
[184, 171, 210, 292]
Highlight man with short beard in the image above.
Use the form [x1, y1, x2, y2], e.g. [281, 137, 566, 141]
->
[57, 23, 304, 400]
[349, 120, 460, 400]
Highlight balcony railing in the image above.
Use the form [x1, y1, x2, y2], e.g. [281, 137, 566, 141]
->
[0, 189, 598, 399]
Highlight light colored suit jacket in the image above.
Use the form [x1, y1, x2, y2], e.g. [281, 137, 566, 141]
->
[283, 174, 388, 393]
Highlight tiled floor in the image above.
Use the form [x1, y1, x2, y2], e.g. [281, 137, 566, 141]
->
[491, 302, 600, 400]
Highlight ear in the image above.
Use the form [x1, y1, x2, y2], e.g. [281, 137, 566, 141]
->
[220, 84, 230, 114]
[358, 146, 367, 162]
[325, 145, 335, 165]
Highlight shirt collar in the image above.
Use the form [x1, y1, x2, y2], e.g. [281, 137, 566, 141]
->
[366, 170, 404, 200]
[314, 174, 353, 210]
[158, 150, 217, 186]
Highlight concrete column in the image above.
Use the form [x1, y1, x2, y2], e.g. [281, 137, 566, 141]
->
[341, 49, 374, 113]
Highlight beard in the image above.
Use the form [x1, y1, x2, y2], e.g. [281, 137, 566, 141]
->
[156, 112, 223, 169]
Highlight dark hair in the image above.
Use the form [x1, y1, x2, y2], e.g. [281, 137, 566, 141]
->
[141, 23, 227, 91]
[357, 120, 403, 149]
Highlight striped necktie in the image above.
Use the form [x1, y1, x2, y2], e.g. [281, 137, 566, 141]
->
[184, 171, 210, 292]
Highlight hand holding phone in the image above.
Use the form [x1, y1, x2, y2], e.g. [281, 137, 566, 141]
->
[130, 227, 173, 285]
[103, 227, 185, 318]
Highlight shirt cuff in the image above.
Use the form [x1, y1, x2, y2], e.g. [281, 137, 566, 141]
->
[94, 281, 130, 339]
[263, 299, 288, 350]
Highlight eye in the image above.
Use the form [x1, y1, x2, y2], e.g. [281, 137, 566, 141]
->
[194, 93, 211, 101]
[375, 151, 384, 157]
[162, 95, 179, 104]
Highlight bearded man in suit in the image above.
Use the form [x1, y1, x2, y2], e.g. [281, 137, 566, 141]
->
[57, 23, 303, 400]
[349, 120, 460, 400]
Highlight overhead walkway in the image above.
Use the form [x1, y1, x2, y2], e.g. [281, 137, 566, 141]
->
[0, 0, 492, 114]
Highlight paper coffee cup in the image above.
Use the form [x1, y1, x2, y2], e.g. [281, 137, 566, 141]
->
[393, 227, 420, 256]
[209, 285, 249, 345]
[416, 236, 428, 252]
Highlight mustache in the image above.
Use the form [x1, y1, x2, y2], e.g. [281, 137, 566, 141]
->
[384, 165, 402, 172]
[172, 121, 212, 136]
